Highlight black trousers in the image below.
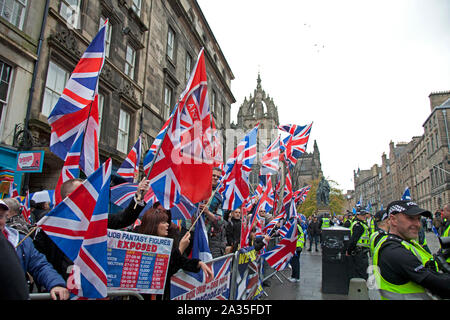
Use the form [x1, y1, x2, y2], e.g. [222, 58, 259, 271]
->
[347, 250, 369, 280]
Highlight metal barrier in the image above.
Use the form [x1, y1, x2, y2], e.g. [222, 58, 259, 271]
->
[29, 290, 144, 300]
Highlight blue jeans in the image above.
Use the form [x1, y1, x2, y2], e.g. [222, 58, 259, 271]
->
[309, 234, 320, 250]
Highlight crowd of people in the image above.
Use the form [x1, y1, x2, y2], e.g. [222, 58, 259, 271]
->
[2, 165, 450, 301]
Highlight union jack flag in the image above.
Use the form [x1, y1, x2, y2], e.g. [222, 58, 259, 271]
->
[117, 135, 142, 183]
[143, 112, 173, 177]
[259, 135, 280, 176]
[8, 182, 19, 199]
[147, 48, 213, 209]
[294, 185, 311, 204]
[261, 216, 298, 271]
[279, 168, 293, 217]
[210, 117, 223, 168]
[250, 178, 274, 233]
[110, 182, 138, 208]
[37, 158, 112, 299]
[170, 255, 232, 300]
[279, 123, 312, 168]
[54, 127, 84, 205]
[263, 211, 285, 236]
[219, 124, 259, 211]
[20, 190, 31, 224]
[48, 21, 106, 176]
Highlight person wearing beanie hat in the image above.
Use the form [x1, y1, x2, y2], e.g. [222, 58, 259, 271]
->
[372, 200, 450, 300]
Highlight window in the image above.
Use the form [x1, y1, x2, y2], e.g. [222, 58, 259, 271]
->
[97, 93, 104, 141]
[0, 0, 27, 30]
[131, 0, 141, 16]
[185, 52, 192, 82]
[167, 26, 175, 61]
[60, 0, 80, 29]
[163, 85, 172, 120]
[211, 91, 216, 114]
[99, 17, 112, 58]
[0, 60, 12, 131]
[124, 45, 135, 80]
[117, 109, 130, 153]
[42, 61, 69, 117]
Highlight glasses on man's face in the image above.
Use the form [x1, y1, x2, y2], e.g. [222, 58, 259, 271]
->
[212, 175, 221, 179]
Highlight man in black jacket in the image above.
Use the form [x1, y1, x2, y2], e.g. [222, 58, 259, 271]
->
[33, 177, 150, 280]
[307, 216, 321, 252]
[225, 208, 242, 253]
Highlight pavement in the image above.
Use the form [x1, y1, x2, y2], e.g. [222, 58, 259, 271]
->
[260, 230, 442, 300]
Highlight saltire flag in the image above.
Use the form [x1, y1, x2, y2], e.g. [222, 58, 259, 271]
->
[48, 20, 107, 176]
[170, 255, 232, 300]
[110, 182, 138, 208]
[259, 135, 280, 176]
[219, 124, 259, 210]
[401, 187, 411, 201]
[190, 213, 213, 262]
[279, 123, 312, 168]
[147, 48, 213, 209]
[366, 201, 372, 213]
[356, 194, 363, 208]
[54, 127, 84, 205]
[37, 158, 112, 299]
[117, 135, 142, 183]
[261, 216, 298, 271]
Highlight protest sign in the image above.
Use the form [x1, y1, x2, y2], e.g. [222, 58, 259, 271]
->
[106, 229, 173, 295]
[235, 246, 262, 300]
[170, 255, 232, 300]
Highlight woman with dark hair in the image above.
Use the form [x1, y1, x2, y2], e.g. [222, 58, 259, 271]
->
[138, 208, 213, 300]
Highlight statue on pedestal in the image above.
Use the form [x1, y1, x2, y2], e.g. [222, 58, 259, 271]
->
[316, 176, 330, 206]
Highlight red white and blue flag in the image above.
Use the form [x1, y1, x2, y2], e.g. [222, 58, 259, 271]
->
[170, 255, 232, 300]
[259, 135, 280, 176]
[117, 135, 142, 183]
[261, 216, 298, 271]
[110, 182, 138, 208]
[147, 49, 213, 209]
[48, 21, 107, 176]
[279, 123, 312, 168]
[20, 190, 31, 224]
[219, 124, 259, 211]
[54, 128, 84, 205]
[37, 158, 112, 299]
[294, 185, 311, 204]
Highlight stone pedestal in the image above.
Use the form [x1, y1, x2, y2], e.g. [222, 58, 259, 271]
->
[316, 206, 331, 218]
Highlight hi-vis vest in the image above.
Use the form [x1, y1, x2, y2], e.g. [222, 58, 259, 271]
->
[369, 230, 388, 257]
[351, 220, 370, 248]
[321, 218, 330, 229]
[297, 225, 305, 249]
[369, 218, 376, 234]
[372, 236, 437, 300]
[443, 223, 450, 263]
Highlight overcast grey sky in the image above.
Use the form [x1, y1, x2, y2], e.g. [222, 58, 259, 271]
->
[197, 0, 450, 191]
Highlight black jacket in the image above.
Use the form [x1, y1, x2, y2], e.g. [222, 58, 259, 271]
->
[307, 220, 321, 236]
[225, 218, 241, 249]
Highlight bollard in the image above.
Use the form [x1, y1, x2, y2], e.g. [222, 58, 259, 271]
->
[348, 278, 369, 300]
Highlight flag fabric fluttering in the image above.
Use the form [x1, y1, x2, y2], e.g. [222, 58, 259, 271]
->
[259, 136, 280, 176]
[37, 159, 112, 299]
[260, 216, 298, 271]
[219, 124, 259, 211]
[48, 21, 107, 176]
[294, 185, 311, 204]
[117, 135, 142, 183]
[110, 182, 138, 208]
[401, 187, 411, 201]
[20, 190, 31, 224]
[54, 128, 84, 205]
[147, 48, 213, 209]
[279, 123, 312, 168]
[190, 212, 213, 262]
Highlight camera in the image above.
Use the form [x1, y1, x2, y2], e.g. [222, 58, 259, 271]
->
[433, 236, 450, 274]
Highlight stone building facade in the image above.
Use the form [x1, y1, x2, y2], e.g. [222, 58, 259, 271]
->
[354, 91, 450, 214]
[0, 0, 234, 192]
[234, 73, 322, 190]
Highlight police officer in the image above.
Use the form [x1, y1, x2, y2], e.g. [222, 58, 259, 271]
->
[372, 200, 450, 300]
[346, 208, 370, 280]
[369, 209, 389, 257]
[289, 218, 306, 282]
